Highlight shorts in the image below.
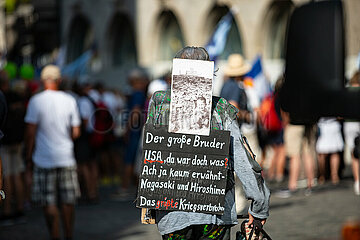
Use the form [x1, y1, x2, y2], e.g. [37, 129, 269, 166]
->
[74, 132, 95, 163]
[0, 144, 25, 177]
[109, 137, 124, 153]
[124, 131, 141, 165]
[32, 166, 80, 206]
[344, 122, 360, 151]
[162, 224, 231, 240]
[284, 124, 315, 157]
[256, 124, 269, 150]
[268, 129, 284, 145]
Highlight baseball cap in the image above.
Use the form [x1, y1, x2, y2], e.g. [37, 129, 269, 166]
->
[41, 65, 61, 81]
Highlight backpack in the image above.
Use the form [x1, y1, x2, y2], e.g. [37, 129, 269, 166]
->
[86, 96, 115, 149]
[259, 94, 282, 132]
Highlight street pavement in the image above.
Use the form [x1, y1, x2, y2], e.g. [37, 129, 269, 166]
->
[1, 170, 359, 240]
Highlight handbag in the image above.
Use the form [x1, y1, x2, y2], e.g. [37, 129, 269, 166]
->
[236, 219, 272, 240]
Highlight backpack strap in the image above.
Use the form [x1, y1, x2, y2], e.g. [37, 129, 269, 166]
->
[211, 96, 238, 130]
[85, 95, 97, 108]
[154, 91, 168, 126]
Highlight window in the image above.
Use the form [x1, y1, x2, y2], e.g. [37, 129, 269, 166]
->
[265, 0, 294, 59]
[107, 13, 137, 67]
[158, 11, 185, 61]
[66, 15, 92, 63]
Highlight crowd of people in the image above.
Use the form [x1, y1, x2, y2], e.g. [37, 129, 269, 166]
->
[0, 48, 359, 239]
[0, 63, 167, 238]
[219, 53, 360, 199]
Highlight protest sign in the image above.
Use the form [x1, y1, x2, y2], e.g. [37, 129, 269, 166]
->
[136, 124, 230, 214]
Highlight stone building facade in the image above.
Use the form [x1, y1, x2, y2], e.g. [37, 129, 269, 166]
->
[58, 0, 360, 91]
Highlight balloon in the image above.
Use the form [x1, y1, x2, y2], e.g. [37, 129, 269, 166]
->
[5, 0, 17, 13]
[3, 62, 17, 79]
[20, 64, 35, 80]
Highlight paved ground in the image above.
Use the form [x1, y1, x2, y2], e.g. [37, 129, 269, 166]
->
[1, 170, 359, 240]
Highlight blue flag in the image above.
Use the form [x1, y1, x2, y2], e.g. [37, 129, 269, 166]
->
[61, 50, 92, 78]
[205, 11, 233, 62]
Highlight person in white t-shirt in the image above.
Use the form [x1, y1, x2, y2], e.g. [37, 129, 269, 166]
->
[25, 65, 81, 240]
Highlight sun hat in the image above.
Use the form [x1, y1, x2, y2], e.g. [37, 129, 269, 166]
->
[41, 65, 61, 81]
[223, 54, 251, 77]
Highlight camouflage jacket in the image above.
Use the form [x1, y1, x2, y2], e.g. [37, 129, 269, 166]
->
[147, 90, 239, 130]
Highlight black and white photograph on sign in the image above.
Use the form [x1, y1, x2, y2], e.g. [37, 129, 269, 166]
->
[169, 58, 214, 136]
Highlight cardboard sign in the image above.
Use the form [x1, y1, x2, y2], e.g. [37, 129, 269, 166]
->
[169, 58, 214, 136]
[136, 124, 230, 214]
[141, 208, 155, 224]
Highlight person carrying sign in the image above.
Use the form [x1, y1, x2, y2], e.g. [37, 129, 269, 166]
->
[145, 46, 270, 239]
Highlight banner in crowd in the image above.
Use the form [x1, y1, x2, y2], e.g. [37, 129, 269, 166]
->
[205, 11, 233, 62]
[136, 124, 230, 214]
[245, 55, 272, 102]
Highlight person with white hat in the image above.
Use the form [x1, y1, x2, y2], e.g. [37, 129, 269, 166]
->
[25, 65, 81, 240]
[220, 54, 252, 125]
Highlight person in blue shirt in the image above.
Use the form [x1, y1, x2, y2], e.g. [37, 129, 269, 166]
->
[121, 68, 149, 198]
[220, 54, 252, 125]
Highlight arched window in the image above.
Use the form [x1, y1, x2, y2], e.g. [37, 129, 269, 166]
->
[107, 13, 137, 67]
[265, 0, 294, 59]
[66, 15, 92, 63]
[206, 6, 243, 60]
[157, 11, 185, 61]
